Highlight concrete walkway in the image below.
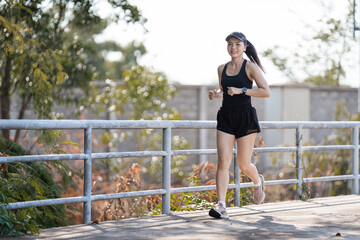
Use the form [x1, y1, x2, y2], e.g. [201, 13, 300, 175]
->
[9, 195, 360, 240]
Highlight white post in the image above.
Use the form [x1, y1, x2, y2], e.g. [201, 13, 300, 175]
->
[199, 86, 208, 164]
[296, 127, 303, 198]
[162, 127, 172, 214]
[83, 128, 92, 224]
[353, 127, 359, 194]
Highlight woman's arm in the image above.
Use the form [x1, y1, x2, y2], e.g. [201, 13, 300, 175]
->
[227, 62, 270, 98]
[209, 65, 224, 100]
[246, 61, 270, 98]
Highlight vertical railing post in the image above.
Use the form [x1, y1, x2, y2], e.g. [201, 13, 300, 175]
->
[162, 127, 171, 214]
[234, 143, 241, 207]
[83, 128, 92, 224]
[296, 127, 303, 198]
[353, 127, 359, 194]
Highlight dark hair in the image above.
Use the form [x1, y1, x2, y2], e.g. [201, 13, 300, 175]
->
[245, 39, 265, 73]
[226, 32, 265, 73]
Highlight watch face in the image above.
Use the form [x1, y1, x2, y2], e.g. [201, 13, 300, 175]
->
[243, 87, 247, 93]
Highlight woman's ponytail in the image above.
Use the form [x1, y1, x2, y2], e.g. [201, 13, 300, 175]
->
[245, 40, 265, 73]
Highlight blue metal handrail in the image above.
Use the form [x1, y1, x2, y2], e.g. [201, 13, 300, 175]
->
[0, 120, 359, 224]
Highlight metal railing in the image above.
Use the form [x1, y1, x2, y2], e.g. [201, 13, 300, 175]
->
[0, 120, 359, 224]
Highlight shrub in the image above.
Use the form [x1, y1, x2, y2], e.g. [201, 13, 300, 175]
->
[0, 134, 76, 236]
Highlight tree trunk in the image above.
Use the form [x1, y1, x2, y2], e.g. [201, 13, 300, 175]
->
[1, 54, 12, 140]
[14, 95, 32, 143]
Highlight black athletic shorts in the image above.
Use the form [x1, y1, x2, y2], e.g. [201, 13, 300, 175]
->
[216, 105, 261, 139]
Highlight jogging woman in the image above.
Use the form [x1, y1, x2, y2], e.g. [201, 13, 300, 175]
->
[208, 32, 270, 219]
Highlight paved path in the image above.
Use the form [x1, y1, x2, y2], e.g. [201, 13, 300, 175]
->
[8, 195, 360, 240]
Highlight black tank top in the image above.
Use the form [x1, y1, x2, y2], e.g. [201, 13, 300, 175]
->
[221, 60, 253, 109]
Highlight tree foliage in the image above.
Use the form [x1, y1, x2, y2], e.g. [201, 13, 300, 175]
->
[0, 0, 146, 140]
[90, 64, 178, 120]
[0, 0, 194, 233]
[263, 0, 356, 86]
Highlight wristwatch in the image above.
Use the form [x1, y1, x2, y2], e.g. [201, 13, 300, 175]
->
[242, 87, 248, 95]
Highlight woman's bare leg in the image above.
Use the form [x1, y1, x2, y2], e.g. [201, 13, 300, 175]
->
[237, 133, 265, 204]
[236, 133, 260, 184]
[216, 130, 235, 202]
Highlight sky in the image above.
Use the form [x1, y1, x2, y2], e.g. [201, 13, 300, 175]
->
[95, 0, 359, 87]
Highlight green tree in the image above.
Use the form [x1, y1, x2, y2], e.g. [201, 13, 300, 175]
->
[89, 62, 183, 173]
[103, 41, 147, 80]
[0, 0, 146, 141]
[263, 0, 356, 86]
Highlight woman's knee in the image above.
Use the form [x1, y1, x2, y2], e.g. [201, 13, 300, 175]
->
[217, 156, 232, 170]
[239, 162, 251, 173]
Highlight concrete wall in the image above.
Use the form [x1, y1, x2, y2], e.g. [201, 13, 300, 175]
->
[263, 83, 311, 147]
[309, 86, 358, 143]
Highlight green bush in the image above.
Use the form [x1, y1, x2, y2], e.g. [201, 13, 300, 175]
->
[0, 134, 76, 236]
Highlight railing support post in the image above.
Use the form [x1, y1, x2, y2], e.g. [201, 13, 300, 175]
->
[162, 127, 172, 214]
[353, 127, 359, 194]
[234, 143, 241, 207]
[84, 128, 92, 224]
[296, 127, 303, 198]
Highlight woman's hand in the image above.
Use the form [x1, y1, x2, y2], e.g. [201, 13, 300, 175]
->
[227, 87, 242, 96]
[208, 90, 214, 100]
[209, 90, 217, 100]
[209, 89, 223, 100]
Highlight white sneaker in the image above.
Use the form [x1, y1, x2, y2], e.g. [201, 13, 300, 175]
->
[209, 204, 229, 219]
[254, 174, 266, 204]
